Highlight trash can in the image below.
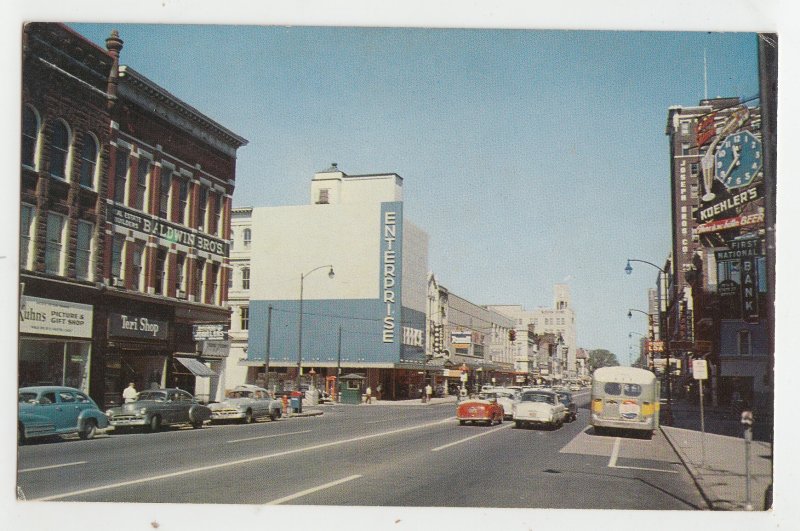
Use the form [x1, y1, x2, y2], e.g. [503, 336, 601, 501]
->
[290, 397, 302, 413]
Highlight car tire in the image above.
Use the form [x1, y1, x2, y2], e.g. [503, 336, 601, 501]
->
[243, 409, 254, 424]
[191, 420, 203, 429]
[18, 425, 26, 446]
[459, 420, 466, 426]
[497, 416, 503, 424]
[149, 415, 161, 432]
[79, 419, 97, 440]
[514, 420, 521, 429]
[270, 410, 278, 421]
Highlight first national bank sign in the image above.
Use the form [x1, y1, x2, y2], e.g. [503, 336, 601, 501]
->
[381, 204, 402, 343]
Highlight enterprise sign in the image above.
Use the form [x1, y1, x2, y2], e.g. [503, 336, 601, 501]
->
[110, 203, 228, 257]
[382, 209, 399, 343]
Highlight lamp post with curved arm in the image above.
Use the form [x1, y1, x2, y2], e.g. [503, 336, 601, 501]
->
[625, 257, 672, 424]
[297, 265, 335, 392]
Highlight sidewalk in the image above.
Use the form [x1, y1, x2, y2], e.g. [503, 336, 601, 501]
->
[661, 398, 773, 511]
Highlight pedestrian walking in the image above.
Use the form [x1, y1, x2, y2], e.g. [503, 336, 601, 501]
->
[365, 386, 373, 404]
[376, 383, 383, 401]
[425, 384, 433, 402]
[122, 382, 138, 403]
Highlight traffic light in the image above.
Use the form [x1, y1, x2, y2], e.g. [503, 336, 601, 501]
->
[509, 329, 516, 342]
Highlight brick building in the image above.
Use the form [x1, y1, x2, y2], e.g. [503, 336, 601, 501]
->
[20, 23, 247, 407]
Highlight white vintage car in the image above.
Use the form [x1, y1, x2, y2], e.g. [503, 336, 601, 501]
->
[480, 389, 519, 419]
[512, 390, 566, 429]
[208, 385, 282, 424]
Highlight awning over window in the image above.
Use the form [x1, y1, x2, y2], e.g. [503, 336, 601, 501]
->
[175, 357, 216, 377]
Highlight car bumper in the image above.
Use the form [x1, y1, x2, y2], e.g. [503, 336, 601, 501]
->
[109, 417, 148, 427]
[210, 411, 246, 421]
[591, 415, 655, 430]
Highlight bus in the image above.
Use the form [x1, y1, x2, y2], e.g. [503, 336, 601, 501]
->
[590, 366, 659, 437]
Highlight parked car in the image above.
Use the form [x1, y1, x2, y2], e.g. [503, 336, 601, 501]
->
[105, 388, 211, 431]
[556, 390, 578, 422]
[208, 385, 282, 423]
[18, 386, 109, 444]
[481, 389, 519, 419]
[512, 390, 566, 429]
[456, 396, 504, 426]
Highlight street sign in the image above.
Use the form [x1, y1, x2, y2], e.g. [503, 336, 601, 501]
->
[692, 359, 708, 380]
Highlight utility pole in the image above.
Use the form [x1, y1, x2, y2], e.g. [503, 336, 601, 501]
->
[336, 325, 342, 402]
[264, 304, 272, 392]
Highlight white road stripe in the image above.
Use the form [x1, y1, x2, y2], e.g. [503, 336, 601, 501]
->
[431, 422, 512, 452]
[265, 474, 362, 505]
[613, 464, 679, 474]
[31, 416, 455, 501]
[608, 437, 621, 467]
[19, 461, 87, 473]
[227, 430, 311, 443]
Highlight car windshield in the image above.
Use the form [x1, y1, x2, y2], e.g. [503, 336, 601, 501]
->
[19, 392, 37, 403]
[136, 391, 166, 402]
[227, 390, 254, 399]
[520, 392, 554, 404]
[478, 393, 497, 400]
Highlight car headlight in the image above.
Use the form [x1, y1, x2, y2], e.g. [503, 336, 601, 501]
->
[138, 408, 148, 414]
[105, 409, 113, 416]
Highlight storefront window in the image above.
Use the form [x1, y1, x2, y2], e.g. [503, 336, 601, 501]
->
[19, 339, 90, 392]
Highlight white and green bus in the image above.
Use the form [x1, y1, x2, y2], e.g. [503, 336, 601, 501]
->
[590, 366, 660, 437]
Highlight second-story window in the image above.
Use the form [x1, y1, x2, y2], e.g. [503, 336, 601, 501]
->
[45, 212, 66, 275]
[110, 234, 125, 281]
[49, 121, 70, 179]
[75, 220, 94, 281]
[154, 248, 167, 295]
[175, 252, 186, 296]
[20, 204, 35, 269]
[113, 148, 129, 204]
[131, 241, 145, 290]
[177, 179, 189, 224]
[243, 228, 251, 248]
[240, 306, 249, 331]
[79, 134, 98, 189]
[242, 267, 250, 290]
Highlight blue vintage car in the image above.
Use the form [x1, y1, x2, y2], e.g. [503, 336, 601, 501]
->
[18, 386, 109, 444]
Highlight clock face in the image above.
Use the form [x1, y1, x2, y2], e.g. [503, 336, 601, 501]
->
[714, 131, 763, 190]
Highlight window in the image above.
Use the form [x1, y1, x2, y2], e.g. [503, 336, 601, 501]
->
[113, 148, 129, 203]
[680, 121, 690, 135]
[240, 306, 249, 330]
[603, 382, 622, 396]
[75, 220, 94, 281]
[159, 173, 172, 219]
[195, 258, 206, 302]
[22, 106, 39, 168]
[134, 159, 149, 211]
[241, 267, 250, 290]
[177, 179, 189, 224]
[45, 213, 66, 274]
[197, 187, 208, 230]
[318, 188, 329, 204]
[154, 248, 167, 295]
[175, 253, 186, 295]
[210, 263, 219, 304]
[215, 194, 223, 236]
[79, 134, 98, 188]
[111, 234, 125, 280]
[131, 241, 145, 290]
[228, 270, 233, 289]
[20, 204, 35, 269]
[737, 330, 752, 357]
[49, 121, 70, 179]
[243, 228, 251, 248]
[622, 384, 642, 397]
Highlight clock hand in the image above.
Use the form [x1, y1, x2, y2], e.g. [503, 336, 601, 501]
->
[724, 145, 741, 177]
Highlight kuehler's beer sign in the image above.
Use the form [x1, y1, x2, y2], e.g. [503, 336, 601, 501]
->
[110, 203, 228, 256]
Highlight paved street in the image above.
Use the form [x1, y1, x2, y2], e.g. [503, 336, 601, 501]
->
[17, 391, 704, 509]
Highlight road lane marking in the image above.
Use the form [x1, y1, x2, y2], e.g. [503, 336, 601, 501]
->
[19, 461, 87, 473]
[265, 474, 362, 505]
[608, 437, 621, 467]
[31, 416, 455, 501]
[613, 464, 679, 474]
[431, 422, 512, 452]
[227, 430, 311, 443]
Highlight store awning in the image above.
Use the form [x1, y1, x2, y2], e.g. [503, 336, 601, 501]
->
[175, 357, 216, 377]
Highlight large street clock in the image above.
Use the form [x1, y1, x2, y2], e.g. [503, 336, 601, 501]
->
[714, 130, 763, 190]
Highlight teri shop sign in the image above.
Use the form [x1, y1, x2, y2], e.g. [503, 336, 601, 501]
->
[109, 312, 169, 340]
[19, 295, 93, 338]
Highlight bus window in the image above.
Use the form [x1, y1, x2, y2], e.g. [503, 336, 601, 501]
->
[604, 382, 622, 395]
[623, 384, 642, 397]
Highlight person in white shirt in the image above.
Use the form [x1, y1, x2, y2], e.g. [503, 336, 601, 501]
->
[123, 382, 138, 403]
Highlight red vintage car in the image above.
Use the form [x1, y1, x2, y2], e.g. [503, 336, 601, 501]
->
[456, 396, 504, 426]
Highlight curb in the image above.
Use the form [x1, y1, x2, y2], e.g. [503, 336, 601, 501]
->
[660, 426, 714, 510]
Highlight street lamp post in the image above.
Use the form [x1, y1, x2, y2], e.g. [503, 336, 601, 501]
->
[297, 265, 335, 392]
[625, 258, 673, 424]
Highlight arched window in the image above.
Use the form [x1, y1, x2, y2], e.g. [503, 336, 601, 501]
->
[22, 106, 39, 168]
[48, 120, 70, 179]
[79, 133, 98, 188]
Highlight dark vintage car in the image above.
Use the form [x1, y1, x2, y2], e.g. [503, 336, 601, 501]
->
[556, 390, 578, 422]
[105, 388, 211, 431]
[18, 386, 109, 444]
[456, 395, 504, 426]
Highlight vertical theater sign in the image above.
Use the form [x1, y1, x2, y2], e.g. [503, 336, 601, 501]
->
[694, 104, 765, 323]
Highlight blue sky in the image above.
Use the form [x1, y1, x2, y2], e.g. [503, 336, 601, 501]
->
[67, 23, 760, 365]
